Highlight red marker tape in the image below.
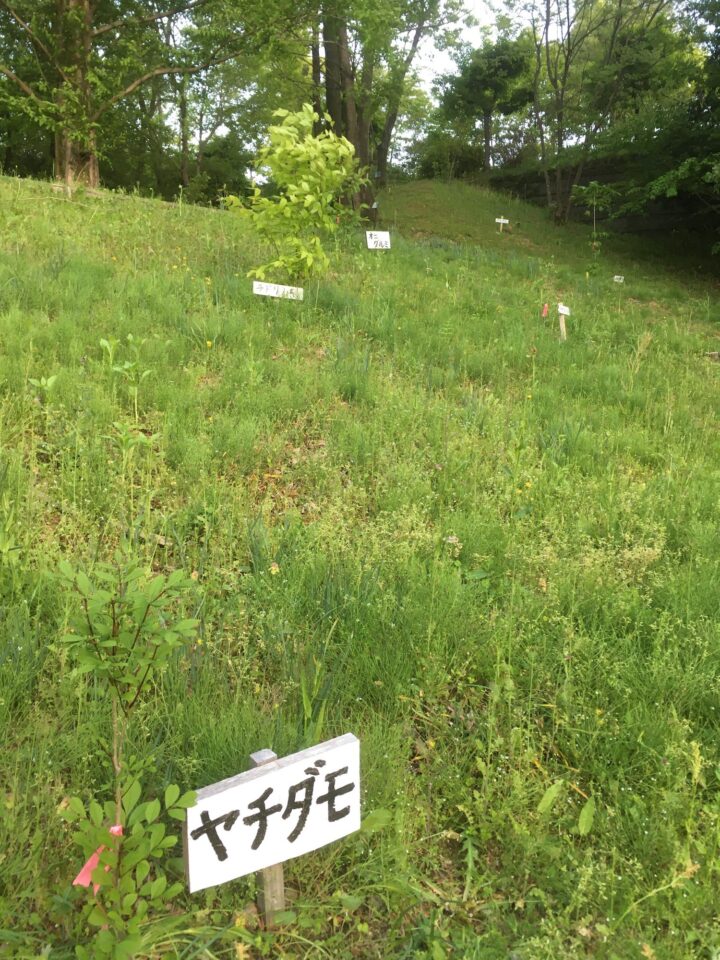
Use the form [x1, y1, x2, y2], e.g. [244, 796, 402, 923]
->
[73, 824, 123, 894]
[542, 303, 549, 318]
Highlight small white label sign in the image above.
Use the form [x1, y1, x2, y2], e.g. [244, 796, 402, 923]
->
[613, 275, 624, 283]
[253, 281, 304, 301]
[495, 218, 509, 225]
[558, 303, 571, 316]
[185, 734, 360, 893]
[366, 231, 391, 249]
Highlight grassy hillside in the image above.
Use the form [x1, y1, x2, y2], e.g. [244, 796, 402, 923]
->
[1, 176, 719, 960]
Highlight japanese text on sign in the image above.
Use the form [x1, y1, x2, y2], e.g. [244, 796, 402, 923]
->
[252, 281, 304, 301]
[184, 734, 360, 892]
[495, 217, 509, 225]
[366, 231, 391, 250]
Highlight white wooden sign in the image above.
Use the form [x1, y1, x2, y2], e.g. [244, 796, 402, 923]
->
[366, 231, 391, 250]
[252, 281, 304, 301]
[613, 275, 624, 283]
[184, 734, 360, 893]
[558, 303, 571, 316]
[495, 217, 509, 226]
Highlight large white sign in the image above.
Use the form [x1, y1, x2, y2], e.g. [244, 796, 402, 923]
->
[252, 281, 304, 301]
[184, 734, 360, 893]
[366, 231, 391, 249]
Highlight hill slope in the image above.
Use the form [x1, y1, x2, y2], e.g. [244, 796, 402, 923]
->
[1, 177, 719, 959]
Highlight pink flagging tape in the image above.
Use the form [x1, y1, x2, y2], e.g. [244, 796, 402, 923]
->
[73, 824, 123, 894]
[542, 303, 549, 318]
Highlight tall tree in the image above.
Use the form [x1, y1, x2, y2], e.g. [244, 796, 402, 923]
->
[439, 35, 533, 169]
[319, 0, 465, 187]
[0, 0, 301, 187]
[522, 0, 679, 220]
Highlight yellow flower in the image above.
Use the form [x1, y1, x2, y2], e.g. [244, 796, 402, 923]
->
[206, 340, 213, 349]
[269, 562, 280, 576]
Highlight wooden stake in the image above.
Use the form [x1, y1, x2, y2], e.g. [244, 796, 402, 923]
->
[559, 315, 567, 341]
[250, 749, 286, 927]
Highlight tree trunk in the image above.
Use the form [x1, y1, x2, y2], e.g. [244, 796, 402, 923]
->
[336, 21, 359, 149]
[54, 0, 100, 188]
[375, 18, 425, 185]
[311, 22, 323, 135]
[483, 111, 492, 169]
[322, 13, 343, 135]
[179, 76, 190, 188]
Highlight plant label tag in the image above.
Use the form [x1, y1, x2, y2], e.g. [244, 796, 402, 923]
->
[558, 304, 571, 316]
[253, 281, 304, 301]
[495, 218, 509, 225]
[366, 231, 391, 249]
[613, 275, 624, 283]
[184, 734, 361, 893]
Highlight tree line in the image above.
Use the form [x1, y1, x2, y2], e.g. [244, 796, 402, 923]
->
[0, 0, 717, 238]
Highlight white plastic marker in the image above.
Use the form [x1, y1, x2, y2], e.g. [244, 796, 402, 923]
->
[495, 217, 509, 232]
[613, 275, 625, 283]
[558, 303, 571, 341]
[366, 230, 391, 249]
[184, 733, 361, 897]
[253, 281, 304, 301]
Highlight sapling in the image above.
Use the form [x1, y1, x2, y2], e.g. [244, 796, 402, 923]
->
[58, 551, 198, 958]
[226, 103, 366, 283]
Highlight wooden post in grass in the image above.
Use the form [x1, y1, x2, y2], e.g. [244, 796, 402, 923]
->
[495, 217, 509, 233]
[558, 303, 570, 341]
[250, 749, 286, 927]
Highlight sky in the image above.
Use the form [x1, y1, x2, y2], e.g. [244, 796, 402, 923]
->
[415, 0, 494, 94]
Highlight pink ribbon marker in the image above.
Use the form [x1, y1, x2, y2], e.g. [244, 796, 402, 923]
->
[73, 824, 123, 894]
[542, 303, 549, 318]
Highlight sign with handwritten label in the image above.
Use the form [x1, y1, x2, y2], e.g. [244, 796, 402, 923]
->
[366, 231, 391, 249]
[495, 217, 509, 226]
[252, 281, 304, 301]
[184, 734, 360, 893]
[613, 275, 624, 283]
[558, 303, 571, 316]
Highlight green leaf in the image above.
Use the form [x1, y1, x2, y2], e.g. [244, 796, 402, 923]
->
[123, 779, 142, 816]
[149, 875, 167, 899]
[578, 796, 596, 836]
[272, 910, 297, 925]
[537, 780, 564, 815]
[144, 798, 161, 823]
[360, 809, 393, 834]
[164, 784, 180, 809]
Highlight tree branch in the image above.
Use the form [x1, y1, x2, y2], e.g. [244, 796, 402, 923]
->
[90, 53, 240, 120]
[0, 0, 71, 83]
[0, 63, 41, 100]
[92, 0, 212, 38]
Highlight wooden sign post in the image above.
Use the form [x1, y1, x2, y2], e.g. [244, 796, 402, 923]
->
[184, 734, 361, 927]
[495, 217, 509, 232]
[250, 749, 285, 927]
[558, 303, 570, 341]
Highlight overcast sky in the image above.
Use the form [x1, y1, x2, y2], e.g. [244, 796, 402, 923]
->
[415, 0, 495, 94]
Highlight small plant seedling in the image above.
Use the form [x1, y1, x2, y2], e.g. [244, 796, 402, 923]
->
[28, 374, 58, 403]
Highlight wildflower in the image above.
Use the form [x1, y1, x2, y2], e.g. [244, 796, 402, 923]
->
[269, 562, 280, 576]
[206, 340, 213, 349]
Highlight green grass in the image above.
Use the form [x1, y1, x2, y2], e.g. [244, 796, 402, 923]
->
[1, 175, 719, 959]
